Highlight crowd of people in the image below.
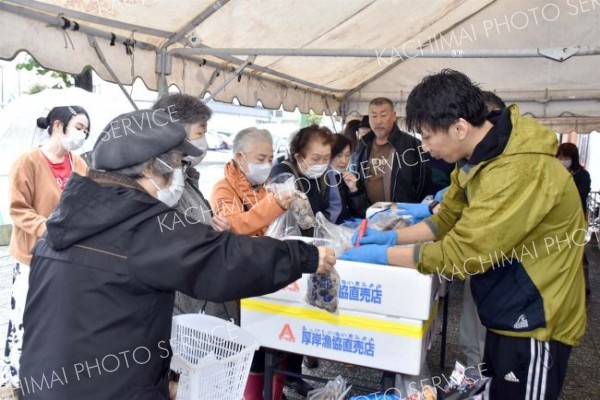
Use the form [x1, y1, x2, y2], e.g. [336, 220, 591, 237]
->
[0, 69, 591, 400]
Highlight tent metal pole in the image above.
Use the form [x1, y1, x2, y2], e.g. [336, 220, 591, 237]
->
[88, 36, 139, 110]
[173, 54, 343, 97]
[173, 49, 348, 93]
[157, 48, 169, 98]
[346, 91, 600, 104]
[0, 2, 156, 51]
[161, 0, 230, 49]
[171, 46, 600, 60]
[5, 0, 172, 38]
[202, 56, 255, 103]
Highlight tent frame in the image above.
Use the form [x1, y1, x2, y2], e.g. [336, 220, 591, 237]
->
[1, 0, 598, 126]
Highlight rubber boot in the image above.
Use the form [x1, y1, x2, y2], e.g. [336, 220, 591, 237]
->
[271, 370, 285, 400]
[243, 373, 264, 400]
[243, 372, 285, 400]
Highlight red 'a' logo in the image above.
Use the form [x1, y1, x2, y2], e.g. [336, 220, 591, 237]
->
[284, 282, 300, 293]
[278, 323, 295, 342]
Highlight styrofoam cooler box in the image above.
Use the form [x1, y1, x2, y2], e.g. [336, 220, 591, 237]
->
[261, 259, 440, 321]
[240, 297, 438, 375]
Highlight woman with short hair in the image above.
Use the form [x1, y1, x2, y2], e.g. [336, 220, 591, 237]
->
[557, 142, 591, 214]
[557, 142, 592, 297]
[269, 125, 335, 233]
[211, 127, 292, 236]
[210, 127, 294, 400]
[329, 134, 369, 222]
[267, 124, 335, 396]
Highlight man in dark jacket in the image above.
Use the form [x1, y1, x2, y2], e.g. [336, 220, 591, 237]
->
[19, 109, 335, 399]
[355, 98, 431, 204]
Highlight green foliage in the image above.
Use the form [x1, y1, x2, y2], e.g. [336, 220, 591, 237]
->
[301, 111, 323, 127]
[25, 83, 48, 95]
[307, 111, 323, 125]
[16, 56, 74, 89]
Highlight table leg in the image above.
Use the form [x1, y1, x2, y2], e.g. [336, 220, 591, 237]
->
[264, 349, 275, 400]
[440, 291, 450, 369]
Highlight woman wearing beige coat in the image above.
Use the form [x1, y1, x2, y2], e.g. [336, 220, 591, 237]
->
[1, 106, 89, 397]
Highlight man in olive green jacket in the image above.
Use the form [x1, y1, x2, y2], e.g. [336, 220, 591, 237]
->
[342, 70, 587, 400]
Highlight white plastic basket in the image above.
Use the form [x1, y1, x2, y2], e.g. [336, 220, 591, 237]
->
[170, 314, 259, 400]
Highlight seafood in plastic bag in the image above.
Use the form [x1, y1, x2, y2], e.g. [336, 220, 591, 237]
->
[368, 208, 411, 231]
[265, 172, 315, 230]
[306, 267, 340, 313]
[308, 375, 351, 400]
[313, 212, 353, 256]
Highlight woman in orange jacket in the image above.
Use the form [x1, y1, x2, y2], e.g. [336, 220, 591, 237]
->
[210, 127, 293, 400]
[2, 106, 89, 397]
[210, 127, 292, 236]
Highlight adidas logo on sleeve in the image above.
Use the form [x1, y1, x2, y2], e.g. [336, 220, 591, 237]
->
[514, 314, 529, 329]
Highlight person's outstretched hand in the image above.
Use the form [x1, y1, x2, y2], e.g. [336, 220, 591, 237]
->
[434, 187, 449, 202]
[316, 247, 336, 274]
[340, 245, 389, 265]
[351, 227, 397, 246]
[396, 203, 431, 222]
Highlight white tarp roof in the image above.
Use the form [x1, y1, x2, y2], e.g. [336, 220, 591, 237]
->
[1, 0, 599, 128]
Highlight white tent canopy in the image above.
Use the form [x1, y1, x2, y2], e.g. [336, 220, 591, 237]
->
[1, 0, 599, 130]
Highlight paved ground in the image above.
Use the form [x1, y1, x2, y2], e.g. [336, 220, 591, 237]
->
[0, 241, 597, 399]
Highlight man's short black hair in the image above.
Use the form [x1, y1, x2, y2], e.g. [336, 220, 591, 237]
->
[406, 69, 487, 133]
[482, 91, 506, 112]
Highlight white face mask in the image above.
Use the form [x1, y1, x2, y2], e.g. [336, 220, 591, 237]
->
[185, 138, 209, 166]
[302, 163, 329, 179]
[560, 159, 572, 169]
[149, 159, 185, 207]
[61, 129, 86, 151]
[245, 162, 272, 185]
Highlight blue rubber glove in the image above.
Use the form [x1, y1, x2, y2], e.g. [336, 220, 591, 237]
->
[340, 245, 389, 265]
[351, 227, 398, 246]
[396, 203, 431, 222]
[434, 186, 449, 202]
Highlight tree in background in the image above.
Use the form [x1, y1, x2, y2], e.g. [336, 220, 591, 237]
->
[16, 55, 93, 93]
[300, 110, 323, 127]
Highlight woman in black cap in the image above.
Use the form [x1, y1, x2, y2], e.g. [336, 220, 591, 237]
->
[19, 109, 336, 400]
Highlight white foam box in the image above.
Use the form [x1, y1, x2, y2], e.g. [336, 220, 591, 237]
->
[240, 297, 438, 375]
[261, 259, 440, 321]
